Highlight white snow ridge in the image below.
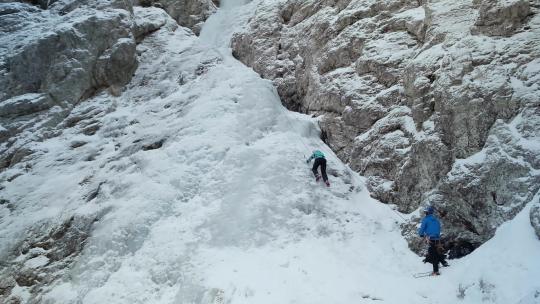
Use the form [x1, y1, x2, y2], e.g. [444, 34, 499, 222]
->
[0, 0, 539, 304]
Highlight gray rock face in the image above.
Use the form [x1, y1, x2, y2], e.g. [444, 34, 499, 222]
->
[132, 6, 177, 41]
[0, 215, 98, 304]
[473, 0, 532, 36]
[532, 202, 540, 240]
[10, 0, 134, 12]
[0, 93, 54, 118]
[137, 0, 217, 34]
[0, 2, 183, 172]
[231, 0, 540, 256]
[0, 5, 137, 172]
[1, 9, 137, 104]
[0, 0, 214, 173]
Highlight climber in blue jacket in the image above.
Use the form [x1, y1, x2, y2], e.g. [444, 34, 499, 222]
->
[418, 205, 448, 275]
[306, 150, 330, 187]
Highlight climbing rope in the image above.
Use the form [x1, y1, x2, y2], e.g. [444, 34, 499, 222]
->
[387, 204, 408, 222]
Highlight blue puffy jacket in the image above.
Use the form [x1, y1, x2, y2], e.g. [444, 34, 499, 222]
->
[418, 214, 441, 240]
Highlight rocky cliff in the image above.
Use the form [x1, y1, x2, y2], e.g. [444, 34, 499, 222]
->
[230, 0, 540, 257]
[0, 1, 213, 301]
[0, 0, 214, 171]
[137, 0, 217, 34]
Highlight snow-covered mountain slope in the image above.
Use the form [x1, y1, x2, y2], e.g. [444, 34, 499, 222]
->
[230, 0, 540, 257]
[0, 1, 539, 303]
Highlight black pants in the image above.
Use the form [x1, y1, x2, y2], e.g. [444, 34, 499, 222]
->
[426, 240, 446, 273]
[312, 158, 328, 182]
